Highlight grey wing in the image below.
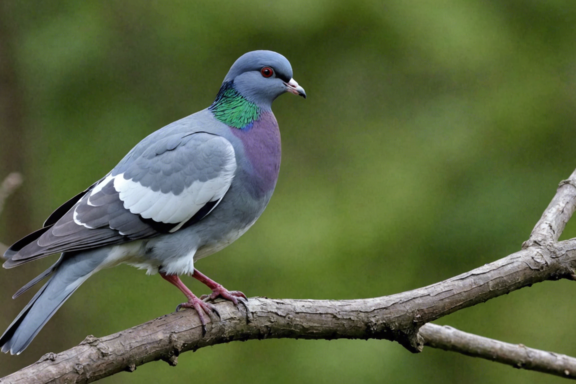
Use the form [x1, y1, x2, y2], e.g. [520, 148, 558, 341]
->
[3, 132, 237, 268]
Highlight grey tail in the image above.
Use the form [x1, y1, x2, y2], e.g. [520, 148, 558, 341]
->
[0, 251, 105, 355]
[12, 256, 63, 299]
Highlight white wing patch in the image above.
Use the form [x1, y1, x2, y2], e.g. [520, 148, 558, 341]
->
[114, 171, 236, 225]
[115, 138, 236, 231]
[74, 135, 237, 234]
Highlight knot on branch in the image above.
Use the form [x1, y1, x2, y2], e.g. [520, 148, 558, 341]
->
[393, 328, 424, 353]
[162, 354, 179, 367]
[522, 239, 542, 250]
[558, 178, 576, 190]
[39, 352, 56, 362]
[80, 335, 100, 345]
[521, 240, 576, 280]
[74, 364, 84, 375]
[389, 319, 425, 353]
[160, 332, 183, 367]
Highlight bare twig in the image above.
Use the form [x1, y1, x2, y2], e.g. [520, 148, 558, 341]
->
[526, 168, 576, 245]
[0, 172, 23, 253]
[421, 323, 576, 379]
[2, 169, 576, 383]
[0, 172, 22, 216]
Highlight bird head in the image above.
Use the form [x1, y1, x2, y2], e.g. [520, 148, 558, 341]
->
[222, 50, 306, 110]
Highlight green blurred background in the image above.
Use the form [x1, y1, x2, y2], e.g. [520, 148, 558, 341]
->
[1, 1, 576, 383]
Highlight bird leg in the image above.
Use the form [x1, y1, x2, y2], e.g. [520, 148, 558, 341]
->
[159, 271, 219, 334]
[192, 269, 247, 306]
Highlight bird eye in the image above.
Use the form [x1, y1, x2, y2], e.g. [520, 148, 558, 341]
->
[260, 67, 274, 78]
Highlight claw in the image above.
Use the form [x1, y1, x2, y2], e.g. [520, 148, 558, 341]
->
[201, 288, 249, 320]
[234, 296, 249, 312]
[160, 272, 218, 336]
[201, 289, 247, 307]
[211, 305, 222, 319]
[176, 297, 219, 335]
[191, 269, 250, 319]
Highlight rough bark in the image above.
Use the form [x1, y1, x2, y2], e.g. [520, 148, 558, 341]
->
[421, 324, 576, 379]
[2, 169, 576, 383]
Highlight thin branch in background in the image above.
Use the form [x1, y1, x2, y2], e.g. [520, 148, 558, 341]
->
[0, 172, 23, 216]
[0, 172, 23, 253]
[420, 324, 576, 380]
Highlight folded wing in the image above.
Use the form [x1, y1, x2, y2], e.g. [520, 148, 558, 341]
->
[3, 132, 236, 268]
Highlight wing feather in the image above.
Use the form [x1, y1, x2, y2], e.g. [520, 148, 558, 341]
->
[3, 132, 237, 268]
[113, 133, 236, 226]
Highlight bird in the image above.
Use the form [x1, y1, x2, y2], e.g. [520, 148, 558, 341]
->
[0, 50, 306, 355]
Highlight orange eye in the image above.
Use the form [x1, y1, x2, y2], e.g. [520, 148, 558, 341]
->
[261, 67, 274, 78]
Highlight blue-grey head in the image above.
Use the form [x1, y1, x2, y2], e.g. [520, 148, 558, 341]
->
[223, 50, 305, 106]
[210, 50, 306, 129]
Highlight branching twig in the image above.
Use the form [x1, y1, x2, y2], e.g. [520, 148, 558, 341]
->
[526, 168, 576, 245]
[1, 169, 576, 383]
[421, 324, 576, 379]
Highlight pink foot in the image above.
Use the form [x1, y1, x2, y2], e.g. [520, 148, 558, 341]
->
[193, 269, 248, 309]
[160, 272, 219, 335]
[200, 286, 247, 305]
[176, 296, 220, 330]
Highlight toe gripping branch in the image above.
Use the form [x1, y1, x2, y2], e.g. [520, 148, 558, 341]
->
[160, 270, 249, 335]
[192, 269, 249, 313]
[160, 272, 220, 335]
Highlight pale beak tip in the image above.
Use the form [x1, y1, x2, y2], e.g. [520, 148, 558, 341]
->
[286, 78, 306, 99]
[298, 87, 307, 99]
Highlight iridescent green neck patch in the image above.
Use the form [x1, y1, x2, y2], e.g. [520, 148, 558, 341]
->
[210, 82, 261, 129]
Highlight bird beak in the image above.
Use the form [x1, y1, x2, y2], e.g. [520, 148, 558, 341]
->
[285, 78, 306, 99]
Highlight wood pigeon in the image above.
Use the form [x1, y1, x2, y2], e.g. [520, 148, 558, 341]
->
[0, 50, 306, 355]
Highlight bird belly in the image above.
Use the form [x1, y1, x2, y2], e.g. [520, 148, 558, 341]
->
[194, 218, 258, 261]
[99, 240, 163, 275]
[128, 173, 273, 275]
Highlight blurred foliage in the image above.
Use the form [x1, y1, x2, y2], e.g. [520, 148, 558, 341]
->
[1, 1, 576, 383]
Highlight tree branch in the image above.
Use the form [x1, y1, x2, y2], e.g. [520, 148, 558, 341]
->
[420, 323, 576, 379]
[0, 172, 23, 216]
[2, 169, 576, 383]
[0, 172, 22, 253]
[526, 168, 576, 245]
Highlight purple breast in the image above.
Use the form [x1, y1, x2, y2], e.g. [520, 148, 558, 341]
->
[231, 112, 281, 198]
